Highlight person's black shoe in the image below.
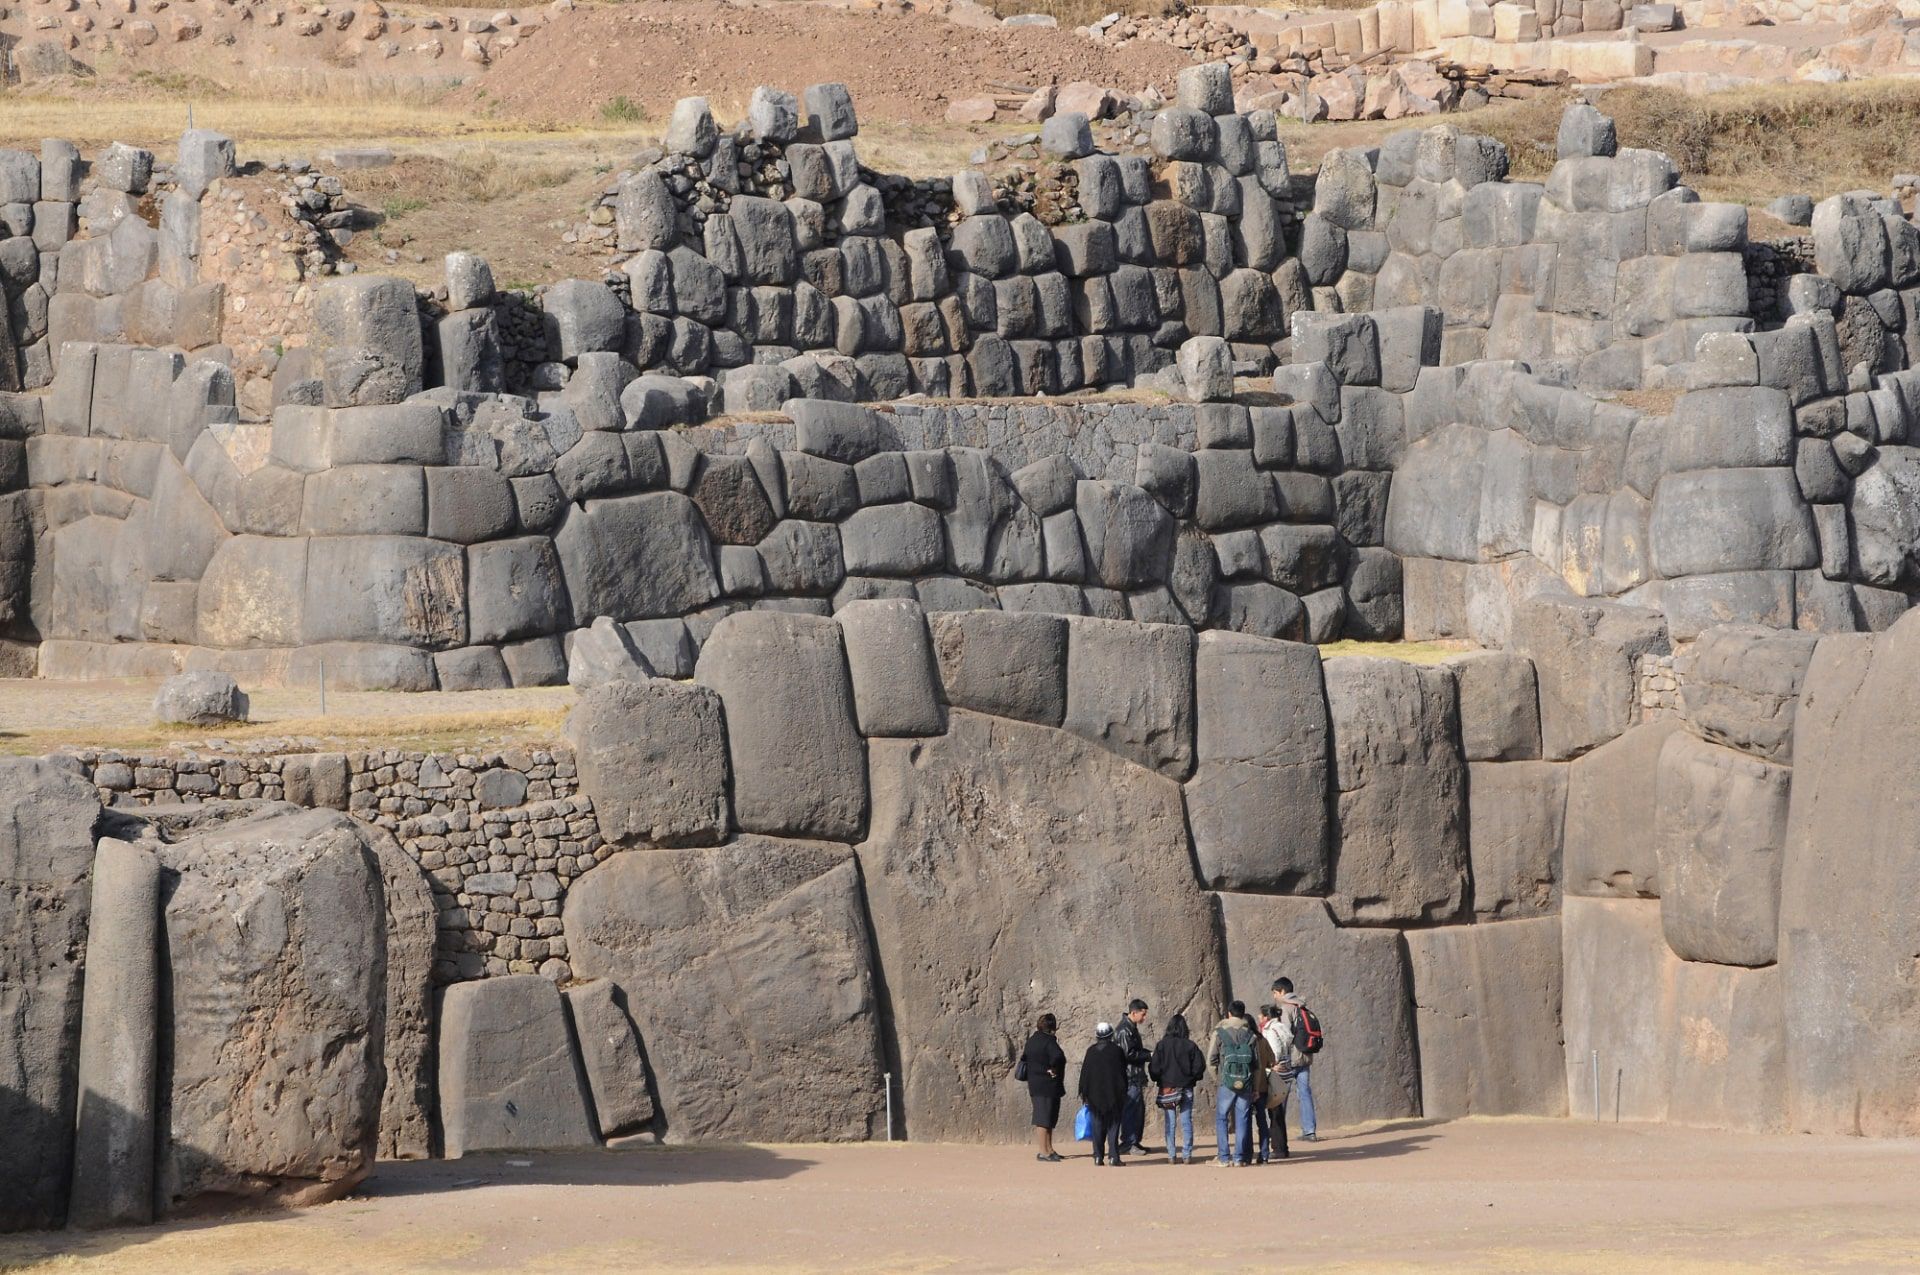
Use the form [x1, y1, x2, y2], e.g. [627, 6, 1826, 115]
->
[1094, 1157, 1105, 1166]
[1111, 1159, 1125, 1167]
[1044, 1152, 1064, 1161]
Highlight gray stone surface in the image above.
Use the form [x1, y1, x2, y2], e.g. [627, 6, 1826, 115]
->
[151, 669, 248, 726]
[1323, 656, 1469, 925]
[928, 609, 1067, 727]
[68, 838, 160, 1230]
[861, 711, 1224, 1141]
[836, 598, 945, 737]
[1780, 621, 1920, 1135]
[695, 611, 868, 840]
[1677, 623, 1817, 762]
[565, 837, 885, 1142]
[310, 276, 423, 408]
[154, 806, 388, 1212]
[1406, 918, 1565, 1119]
[563, 978, 657, 1138]
[566, 678, 731, 848]
[437, 974, 598, 1157]
[373, 838, 437, 1162]
[1184, 631, 1330, 891]
[555, 493, 719, 624]
[1468, 760, 1566, 920]
[567, 615, 654, 690]
[1062, 617, 1194, 779]
[1450, 651, 1541, 761]
[1562, 717, 1685, 898]
[0, 758, 100, 1232]
[1655, 730, 1789, 968]
[1218, 893, 1419, 1129]
[1510, 597, 1669, 760]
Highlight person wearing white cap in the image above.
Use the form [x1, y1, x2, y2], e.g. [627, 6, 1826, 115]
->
[1077, 1022, 1130, 1166]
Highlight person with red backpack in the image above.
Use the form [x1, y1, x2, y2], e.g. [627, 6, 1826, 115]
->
[1272, 977, 1324, 1142]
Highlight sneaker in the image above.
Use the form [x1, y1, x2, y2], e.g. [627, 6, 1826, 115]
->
[1301, 1133, 1320, 1142]
[1094, 1158, 1105, 1166]
[1111, 1159, 1125, 1168]
[1043, 1152, 1064, 1162]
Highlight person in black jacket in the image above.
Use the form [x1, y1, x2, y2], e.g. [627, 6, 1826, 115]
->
[1113, 998, 1153, 1156]
[1078, 1022, 1130, 1166]
[1148, 1013, 1207, 1164]
[1021, 1012, 1069, 1162]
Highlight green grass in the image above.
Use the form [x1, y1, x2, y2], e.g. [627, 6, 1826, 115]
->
[600, 95, 645, 125]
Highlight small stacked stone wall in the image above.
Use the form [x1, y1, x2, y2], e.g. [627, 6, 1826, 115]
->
[62, 744, 598, 985]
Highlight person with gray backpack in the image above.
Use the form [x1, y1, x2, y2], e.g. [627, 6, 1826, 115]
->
[1208, 999, 1258, 1167]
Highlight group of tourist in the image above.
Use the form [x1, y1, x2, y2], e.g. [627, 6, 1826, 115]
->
[1018, 979, 1322, 1166]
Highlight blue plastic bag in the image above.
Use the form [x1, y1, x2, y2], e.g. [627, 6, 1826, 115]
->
[1074, 1104, 1094, 1141]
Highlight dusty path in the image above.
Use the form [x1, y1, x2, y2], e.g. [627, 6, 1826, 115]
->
[5, 1119, 1918, 1272]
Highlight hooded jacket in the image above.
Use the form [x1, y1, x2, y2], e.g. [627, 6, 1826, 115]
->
[1148, 1014, 1207, 1090]
[1208, 1014, 1258, 1091]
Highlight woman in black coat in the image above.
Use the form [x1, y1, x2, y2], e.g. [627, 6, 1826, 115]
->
[1078, 1022, 1131, 1167]
[1148, 1012, 1207, 1164]
[1021, 1012, 1069, 1162]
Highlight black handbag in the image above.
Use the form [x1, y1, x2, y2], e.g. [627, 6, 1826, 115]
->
[1014, 1055, 1029, 1082]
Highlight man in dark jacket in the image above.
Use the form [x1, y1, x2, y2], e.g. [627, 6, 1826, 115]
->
[1078, 1023, 1130, 1166]
[1113, 998, 1152, 1156]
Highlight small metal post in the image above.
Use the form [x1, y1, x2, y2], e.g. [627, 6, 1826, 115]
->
[1591, 1050, 1600, 1122]
[1615, 1069, 1623, 1123]
[318, 659, 327, 716]
[884, 1073, 894, 1142]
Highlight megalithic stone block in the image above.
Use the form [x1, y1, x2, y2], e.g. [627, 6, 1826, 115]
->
[437, 975, 598, 1158]
[69, 838, 160, 1229]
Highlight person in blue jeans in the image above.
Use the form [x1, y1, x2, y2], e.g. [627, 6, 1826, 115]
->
[1208, 1000, 1257, 1166]
[1148, 1012, 1206, 1163]
[1272, 977, 1319, 1141]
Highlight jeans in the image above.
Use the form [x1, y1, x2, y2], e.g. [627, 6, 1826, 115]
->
[1294, 1064, 1317, 1137]
[1215, 1086, 1252, 1164]
[1122, 1083, 1146, 1151]
[1086, 1106, 1123, 1162]
[1243, 1101, 1271, 1163]
[1160, 1089, 1194, 1160]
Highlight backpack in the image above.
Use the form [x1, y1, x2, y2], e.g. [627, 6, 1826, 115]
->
[1218, 1026, 1256, 1092]
[1292, 1004, 1325, 1055]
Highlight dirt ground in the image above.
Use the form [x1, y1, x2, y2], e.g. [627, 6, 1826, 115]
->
[451, 1, 1190, 125]
[0, 678, 573, 756]
[3, 1119, 1917, 1273]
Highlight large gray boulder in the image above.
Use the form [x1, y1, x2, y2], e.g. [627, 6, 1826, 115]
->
[1062, 618, 1194, 779]
[1510, 596, 1669, 760]
[928, 609, 1067, 727]
[302, 536, 466, 649]
[154, 807, 389, 1213]
[861, 711, 1225, 1141]
[836, 598, 945, 737]
[555, 493, 720, 624]
[1677, 623, 1817, 762]
[694, 611, 868, 841]
[1562, 717, 1685, 898]
[372, 840, 437, 1162]
[563, 978, 657, 1138]
[309, 276, 424, 407]
[566, 678, 731, 848]
[1649, 468, 1818, 577]
[69, 838, 161, 1230]
[1, 760, 103, 1231]
[151, 670, 249, 726]
[1655, 731, 1788, 968]
[566, 615, 654, 690]
[1218, 894, 1418, 1129]
[1323, 656, 1469, 924]
[1467, 760, 1565, 920]
[565, 837, 886, 1142]
[1075, 480, 1174, 589]
[437, 975, 598, 1157]
[1405, 918, 1565, 1119]
[1781, 621, 1920, 1135]
[1449, 651, 1541, 761]
[1183, 631, 1330, 891]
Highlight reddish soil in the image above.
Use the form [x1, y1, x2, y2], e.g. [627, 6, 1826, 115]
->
[459, 1, 1192, 126]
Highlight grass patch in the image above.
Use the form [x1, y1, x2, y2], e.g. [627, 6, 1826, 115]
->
[383, 195, 429, 219]
[1476, 79, 1920, 205]
[1319, 639, 1474, 665]
[984, 0, 1172, 26]
[600, 95, 645, 125]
